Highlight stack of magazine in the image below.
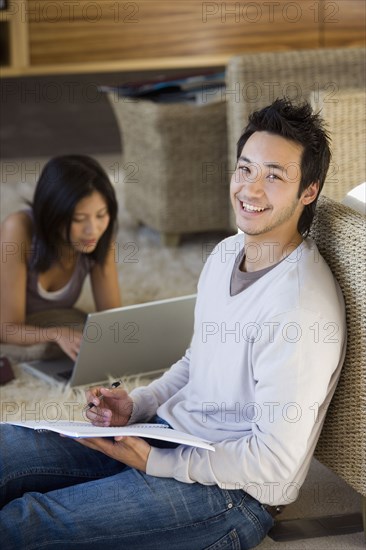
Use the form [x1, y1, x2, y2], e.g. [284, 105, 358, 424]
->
[100, 71, 226, 104]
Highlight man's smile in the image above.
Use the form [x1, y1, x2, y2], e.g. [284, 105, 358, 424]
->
[238, 199, 269, 214]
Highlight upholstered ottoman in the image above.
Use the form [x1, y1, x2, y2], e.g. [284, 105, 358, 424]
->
[108, 95, 231, 245]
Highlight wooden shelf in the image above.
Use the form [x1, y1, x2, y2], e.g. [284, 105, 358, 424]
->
[0, 0, 364, 78]
[0, 0, 29, 75]
[0, 54, 241, 77]
[0, 10, 11, 21]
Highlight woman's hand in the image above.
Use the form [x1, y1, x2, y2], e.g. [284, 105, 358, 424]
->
[85, 386, 134, 427]
[76, 435, 151, 472]
[56, 327, 83, 361]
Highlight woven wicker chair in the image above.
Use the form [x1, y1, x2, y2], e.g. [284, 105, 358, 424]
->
[108, 95, 231, 246]
[309, 195, 366, 531]
[310, 89, 366, 202]
[226, 47, 366, 224]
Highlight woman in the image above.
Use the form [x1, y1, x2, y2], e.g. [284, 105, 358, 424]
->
[0, 155, 121, 362]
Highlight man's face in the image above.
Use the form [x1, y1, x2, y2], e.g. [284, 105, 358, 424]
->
[230, 131, 314, 242]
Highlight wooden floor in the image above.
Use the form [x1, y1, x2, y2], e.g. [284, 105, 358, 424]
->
[0, 73, 125, 158]
[0, 67, 223, 159]
[0, 68, 205, 159]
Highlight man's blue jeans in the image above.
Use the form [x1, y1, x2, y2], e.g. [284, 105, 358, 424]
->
[0, 425, 274, 549]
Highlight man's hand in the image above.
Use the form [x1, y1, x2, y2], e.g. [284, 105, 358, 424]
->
[76, 435, 151, 472]
[85, 386, 133, 427]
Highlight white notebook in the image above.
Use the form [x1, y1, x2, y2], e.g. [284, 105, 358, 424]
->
[3, 420, 215, 451]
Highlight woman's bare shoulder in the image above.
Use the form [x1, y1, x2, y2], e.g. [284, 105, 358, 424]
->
[1, 211, 33, 243]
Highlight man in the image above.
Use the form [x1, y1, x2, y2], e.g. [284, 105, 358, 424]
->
[0, 99, 346, 549]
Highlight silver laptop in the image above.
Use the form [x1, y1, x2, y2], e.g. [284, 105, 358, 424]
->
[20, 294, 196, 387]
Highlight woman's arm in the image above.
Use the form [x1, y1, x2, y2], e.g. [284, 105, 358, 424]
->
[0, 212, 29, 336]
[0, 212, 82, 360]
[90, 242, 121, 311]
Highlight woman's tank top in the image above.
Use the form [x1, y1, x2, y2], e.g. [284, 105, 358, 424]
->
[24, 209, 93, 315]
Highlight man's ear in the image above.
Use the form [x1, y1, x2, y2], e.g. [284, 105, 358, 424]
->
[301, 182, 319, 205]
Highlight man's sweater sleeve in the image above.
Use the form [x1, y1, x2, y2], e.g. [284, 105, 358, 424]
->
[128, 348, 191, 423]
[146, 308, 345, 499]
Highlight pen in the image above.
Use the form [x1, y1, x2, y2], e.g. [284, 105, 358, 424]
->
[84, 380, 122, 411]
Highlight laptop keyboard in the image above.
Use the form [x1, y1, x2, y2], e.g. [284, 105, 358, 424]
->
[57, 369, 73, 380]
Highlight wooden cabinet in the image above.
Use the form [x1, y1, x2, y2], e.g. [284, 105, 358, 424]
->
[321, 0, 366, 47]
[1, 1, 365, 77]
[1, 0, 29, 76]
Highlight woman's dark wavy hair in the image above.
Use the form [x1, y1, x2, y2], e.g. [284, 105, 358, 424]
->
[236, 98, 331, 236]
[30, 155, 118, 272]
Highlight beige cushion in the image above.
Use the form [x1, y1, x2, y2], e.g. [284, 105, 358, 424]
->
[310, 89, 366, 202]
[310, 195, 366, 497]
[226, 47, 366, 169]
